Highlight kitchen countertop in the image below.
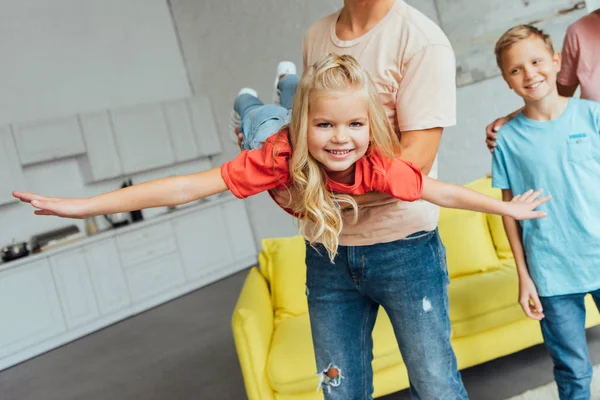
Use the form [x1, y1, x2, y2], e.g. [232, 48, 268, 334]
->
[0, 194, 236, 273]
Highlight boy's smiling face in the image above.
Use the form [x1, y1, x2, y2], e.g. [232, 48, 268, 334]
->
[501, 36, 562, 102]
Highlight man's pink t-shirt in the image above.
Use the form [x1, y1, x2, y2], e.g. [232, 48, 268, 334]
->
[558, 11, 600, 102]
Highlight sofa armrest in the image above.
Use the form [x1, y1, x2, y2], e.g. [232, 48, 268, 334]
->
[232, 267, 275, 400]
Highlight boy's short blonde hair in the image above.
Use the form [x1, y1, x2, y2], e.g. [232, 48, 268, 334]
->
[495, 25, 555, 70]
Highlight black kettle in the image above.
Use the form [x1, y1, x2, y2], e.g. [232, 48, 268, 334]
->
[103, 212, 130, 228]
[1, 240, 30, 262]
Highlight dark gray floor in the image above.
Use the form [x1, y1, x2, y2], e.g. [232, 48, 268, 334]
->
[1, 268, 599, 400]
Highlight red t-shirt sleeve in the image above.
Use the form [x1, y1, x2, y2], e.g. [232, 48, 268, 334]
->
[368, 151, 423, 201]
[221, 132, 292, 199]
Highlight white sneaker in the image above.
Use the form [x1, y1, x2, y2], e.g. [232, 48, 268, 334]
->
[229, 88, 258, 144]
[271, 61, 297, 106]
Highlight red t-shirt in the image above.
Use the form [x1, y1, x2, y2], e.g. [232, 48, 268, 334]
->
[221, 131, 423, 204]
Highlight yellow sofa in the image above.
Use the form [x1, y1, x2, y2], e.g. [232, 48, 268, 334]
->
[232, 177, 600, 400]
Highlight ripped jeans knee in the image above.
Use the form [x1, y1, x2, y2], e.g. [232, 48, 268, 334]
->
[316, 363, 344, 393]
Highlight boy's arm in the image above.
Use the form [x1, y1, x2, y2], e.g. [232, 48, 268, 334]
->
[13, 167, 228, 219]
[501, 189, 545, 320]
[419, 175, 550, 220]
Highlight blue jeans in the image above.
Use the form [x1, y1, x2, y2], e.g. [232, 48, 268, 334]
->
[305, 230, 468, 400]
[234, 74, 299, 150]
[539, 288, 600, 400]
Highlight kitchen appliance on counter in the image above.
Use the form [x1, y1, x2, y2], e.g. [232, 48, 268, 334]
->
[1, 240, 30, 262]
[103, 212, 130, 228]
[30, 225, 83, 253]
[102, 180, 144, 228]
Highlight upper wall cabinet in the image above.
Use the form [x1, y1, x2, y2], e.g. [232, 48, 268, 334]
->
[3, 94, 222, 184]
[0, 127, 26, 205]
[13, 116, 85, 165]
[188, 95, 223, 157]
[78, 111, 124, 183]
[111, 104, 176, 174]
[163, 100, 199, 163]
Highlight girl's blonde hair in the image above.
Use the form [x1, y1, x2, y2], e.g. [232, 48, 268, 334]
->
[282, 53, 401, 261]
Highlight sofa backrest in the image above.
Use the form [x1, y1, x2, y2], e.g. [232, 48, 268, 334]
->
[258, 236, 308, 323]
[438, 177, 510, 279]
[258, 177, 514, 322]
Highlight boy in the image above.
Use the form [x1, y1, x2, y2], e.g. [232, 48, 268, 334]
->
[492, 25, 600, 399]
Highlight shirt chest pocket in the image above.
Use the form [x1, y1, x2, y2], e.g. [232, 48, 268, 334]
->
[567, 134, 592, 162]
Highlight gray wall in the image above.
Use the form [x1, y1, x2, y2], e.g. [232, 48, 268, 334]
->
[169, 0, 590, 245]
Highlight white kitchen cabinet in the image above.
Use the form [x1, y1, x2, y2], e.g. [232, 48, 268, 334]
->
[116, 222, 177, 268]
[13, 116, 86, 165]
[111, 104, 175, 174]
[78, 111, 124, 182]
[49, 249, 100, 329]
[188, 95, 223, 157]
[124, 253, 186, 303]
[0, 259, 66, 359]
[0, 126, 25, 205]
[172, 206, 233, 281]
[0, 196, 257, 372]
[221, 201, 257, 261]
[163, 100, 199, 162]
[84, 239, 131, 316]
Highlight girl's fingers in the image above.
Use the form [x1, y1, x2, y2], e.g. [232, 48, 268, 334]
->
[34, 209, 56, 216]
[533, 195, 552, 208]
[519, 189, 534, 200]
[13, 191, 58, 203]
[530, 210, 547, 219]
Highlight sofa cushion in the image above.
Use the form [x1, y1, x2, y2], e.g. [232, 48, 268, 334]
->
[449, 261, 526, 338]
[463, 177, 514, 260]
[438, 207, 501, 279]
[267, 310, 404, 394]
[259, 236, 308, 323]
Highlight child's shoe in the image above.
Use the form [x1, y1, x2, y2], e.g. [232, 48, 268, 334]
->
[271, 61, 297, 106]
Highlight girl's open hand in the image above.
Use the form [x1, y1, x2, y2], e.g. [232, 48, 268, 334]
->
[508, 189, 551, 220]
[12, 191, 91, 219]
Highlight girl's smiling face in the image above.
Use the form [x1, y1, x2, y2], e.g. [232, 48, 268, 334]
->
[306, 88, 371, 184]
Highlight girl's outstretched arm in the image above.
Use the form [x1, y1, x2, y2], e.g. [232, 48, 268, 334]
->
[13, 167, 228, 219]
[420, 176, 551, 220]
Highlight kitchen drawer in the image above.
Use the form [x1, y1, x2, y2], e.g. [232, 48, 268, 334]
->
[116, 222, 173, 249]
[118, 237, 177, 268]
[124, 254, 185, 303]
[116, 223, 177, 267]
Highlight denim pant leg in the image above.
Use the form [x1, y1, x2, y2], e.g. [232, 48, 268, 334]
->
[234, 94, 289, 150]
[278, 74, 300, 110]
[305, 242, 379, 400]
[234, 93, 264, 121]
[362, 230, 468, 400]
[539, 292, 592, 400]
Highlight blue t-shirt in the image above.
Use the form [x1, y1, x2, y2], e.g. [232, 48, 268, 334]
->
[492, 98, 600, 296]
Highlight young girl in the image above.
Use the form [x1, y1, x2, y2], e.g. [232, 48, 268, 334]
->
[13, 54, 549, 263]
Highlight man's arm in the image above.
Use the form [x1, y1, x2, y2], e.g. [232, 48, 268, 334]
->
[485, 107, 524, 152]
[399, 127, 442, 175]
[557, 82, 578, 97]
